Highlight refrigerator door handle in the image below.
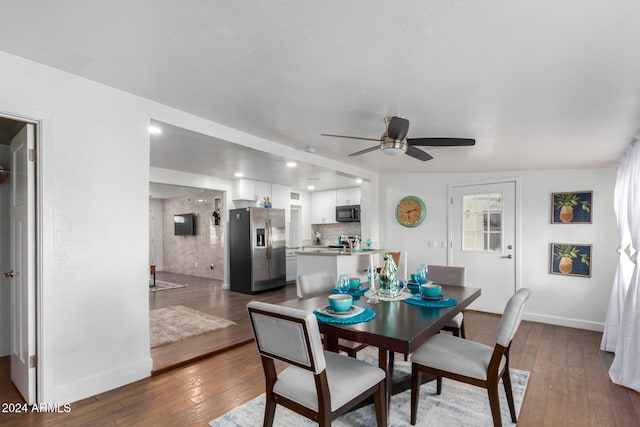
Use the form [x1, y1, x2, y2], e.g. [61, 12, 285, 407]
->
[266, 219, 271, 259]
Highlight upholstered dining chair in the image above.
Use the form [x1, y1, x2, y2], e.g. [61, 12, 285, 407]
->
[376, 251, 401, 273]
[409, 288, 531, 427]
[297, 272, 369, 357]
[247, 301, 387, 427]
[427, 265, 467, 338]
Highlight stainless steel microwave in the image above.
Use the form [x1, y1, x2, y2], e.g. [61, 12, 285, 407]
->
[336, 205, 360, 222]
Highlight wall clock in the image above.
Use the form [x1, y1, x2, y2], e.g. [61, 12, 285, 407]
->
[395, 196, 426, 227]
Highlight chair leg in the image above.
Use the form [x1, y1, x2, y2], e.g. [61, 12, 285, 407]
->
[487, 384, 503, 427]
[410, 364, 420, 425]
[262, 396, 276, 427]
[452, 328, 460, 337]
[460, 320, 466, 339]
[436, 376, 443, 395]
[502, 368, 517, 422]
[374, 381, 387, 427]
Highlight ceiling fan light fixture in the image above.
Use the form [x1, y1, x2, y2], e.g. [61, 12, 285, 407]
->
[381, 138, 407, 156]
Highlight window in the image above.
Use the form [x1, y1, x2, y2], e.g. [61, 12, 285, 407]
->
[462, 192, 503, 252]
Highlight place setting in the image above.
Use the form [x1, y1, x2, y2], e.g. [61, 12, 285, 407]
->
[403, 265, 458, 308]
[331, 274, 370, 297]
[314, 274, 376, 324]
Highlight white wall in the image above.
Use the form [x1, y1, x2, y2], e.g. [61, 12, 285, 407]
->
[0, 53, 156, 403]
[379, 168, 617, 331]
[0, 145, 10, 356]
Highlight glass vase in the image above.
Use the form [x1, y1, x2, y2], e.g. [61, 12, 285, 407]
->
[378, 253, 401, 297]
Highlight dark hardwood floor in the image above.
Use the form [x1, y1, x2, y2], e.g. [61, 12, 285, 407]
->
[1, 273, 639, 426]
[149, 272, 298, 373]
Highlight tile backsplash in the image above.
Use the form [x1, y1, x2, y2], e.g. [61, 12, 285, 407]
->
[310, 223, 362, 246]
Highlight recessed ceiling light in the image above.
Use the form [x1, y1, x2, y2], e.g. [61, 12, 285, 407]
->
[286, 161, 297, 168]
[307, 185, 315, 190]
[148, 125, 162, 134]
[234, 172, 244, 178]
[355, 178, 363, 184]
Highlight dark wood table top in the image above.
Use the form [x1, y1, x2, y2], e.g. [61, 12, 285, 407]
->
[281, 285, 481, 356]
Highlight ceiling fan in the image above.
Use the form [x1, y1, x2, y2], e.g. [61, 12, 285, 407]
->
[321, 116, 475, 161]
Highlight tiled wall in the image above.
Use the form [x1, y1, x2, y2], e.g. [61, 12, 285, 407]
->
[162, 190, 224, 280]
[310, 222, 362, 246]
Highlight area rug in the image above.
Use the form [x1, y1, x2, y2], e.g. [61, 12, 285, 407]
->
[150, 305, 236, 348]
[209, 347, 529, 426]
[149, 280, 188, 291]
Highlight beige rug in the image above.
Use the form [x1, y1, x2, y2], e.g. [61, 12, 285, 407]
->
[149, 280, 188, 291]
[150, 305, 236, 348]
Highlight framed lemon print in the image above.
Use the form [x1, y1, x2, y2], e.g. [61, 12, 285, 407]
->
[395, 196, 426, 227]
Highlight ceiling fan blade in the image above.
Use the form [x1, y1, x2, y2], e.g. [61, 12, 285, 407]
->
[406, 146, 434, 161]
[349, 145, 380, 156]
[407, 137, 476, 147]
[321, 133, 381, 142]
[387, 116, 410, 140]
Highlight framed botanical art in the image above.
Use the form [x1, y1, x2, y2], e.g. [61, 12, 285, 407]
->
[551, 191, 592, 224]
[550, 243, 592, 277]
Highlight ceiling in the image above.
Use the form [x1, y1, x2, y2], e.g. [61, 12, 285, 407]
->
[1, 1, 640, 178]
[149, 120, 366, 193]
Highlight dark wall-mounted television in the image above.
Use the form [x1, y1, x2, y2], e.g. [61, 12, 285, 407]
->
[174, 213, 195, 236]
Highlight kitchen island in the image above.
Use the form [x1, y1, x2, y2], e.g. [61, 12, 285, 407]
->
[295, 249, 387, 297]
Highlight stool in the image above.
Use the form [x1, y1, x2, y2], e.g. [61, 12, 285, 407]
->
[150, 265, 156, 288]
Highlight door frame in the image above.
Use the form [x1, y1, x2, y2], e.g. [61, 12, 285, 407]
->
[1, 108, 47, 403]
[447, 176, 522, 298]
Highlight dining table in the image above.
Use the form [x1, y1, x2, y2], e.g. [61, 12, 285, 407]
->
[280, 284, 481, 421]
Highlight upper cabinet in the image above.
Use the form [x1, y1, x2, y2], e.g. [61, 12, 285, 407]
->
[233, 178, 256, 201]
[310, 190, 337, 224]
[233, 179, 290, 217]
[336, 187, 361, 206]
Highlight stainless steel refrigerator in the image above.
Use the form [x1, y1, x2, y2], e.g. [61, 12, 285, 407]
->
[229, 207, 286, 294]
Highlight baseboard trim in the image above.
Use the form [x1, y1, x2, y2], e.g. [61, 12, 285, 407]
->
[53, 357, 152, 404]
[523, 312, 604, 332]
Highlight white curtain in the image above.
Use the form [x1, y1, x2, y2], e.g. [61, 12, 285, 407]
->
[607, 137, 640, 392]
[601, 145, 635, 351]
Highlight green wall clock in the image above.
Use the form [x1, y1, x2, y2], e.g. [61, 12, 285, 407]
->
[395, 196, 426, 227]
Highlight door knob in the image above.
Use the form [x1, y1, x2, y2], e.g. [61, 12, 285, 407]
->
[4, 270, 14, 278]
[501, 254, 513, 259]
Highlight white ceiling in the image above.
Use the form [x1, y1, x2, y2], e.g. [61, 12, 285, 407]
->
[1, 1, 639, 181]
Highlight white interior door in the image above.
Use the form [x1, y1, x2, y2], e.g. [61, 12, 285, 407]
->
[9, 123, 36, 403]
[450, 181, 516, 314]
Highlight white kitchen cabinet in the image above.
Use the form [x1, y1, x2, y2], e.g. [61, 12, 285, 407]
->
[271, 184, 289, 209]
[253, 181, 271, 203]
[310, 190, 337, 224]
[271, 183, 290, 223]
[336, 187, 361, 206]
[233, 178, 256, 201]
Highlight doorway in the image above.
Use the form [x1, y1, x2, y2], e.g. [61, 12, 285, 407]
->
[449, 180, 518, 314]
[0, 115, 38, 404]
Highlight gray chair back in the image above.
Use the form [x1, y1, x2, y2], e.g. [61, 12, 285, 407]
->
[247, 301, 326, 374]
[496, 288, 531, 347]
[298, 271, 335, 298]
[427, 265, 466, 287]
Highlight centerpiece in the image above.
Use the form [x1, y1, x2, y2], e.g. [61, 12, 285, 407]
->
[378, 253, 402, 297]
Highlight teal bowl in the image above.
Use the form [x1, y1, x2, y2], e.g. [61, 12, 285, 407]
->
[328, 294, 353, 312]
[349, 277, 361, 290]
[420, 283, 441, 298]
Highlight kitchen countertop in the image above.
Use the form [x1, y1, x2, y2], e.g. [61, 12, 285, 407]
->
[296, 248, 386, 256]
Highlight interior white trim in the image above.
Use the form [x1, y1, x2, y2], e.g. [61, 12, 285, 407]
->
[523, 312, 604, 333]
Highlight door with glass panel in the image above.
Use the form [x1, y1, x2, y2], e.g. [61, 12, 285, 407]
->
[450, 181, 516, 314]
